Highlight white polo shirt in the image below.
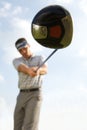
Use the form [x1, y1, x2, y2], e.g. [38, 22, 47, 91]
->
[13, 55, 45, 90]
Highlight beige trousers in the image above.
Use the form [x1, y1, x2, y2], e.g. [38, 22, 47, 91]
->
[14, 90, 42, 130]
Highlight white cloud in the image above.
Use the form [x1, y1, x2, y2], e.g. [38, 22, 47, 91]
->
[40, 106, 87, 130]
[12, 6, 22, 15]
[76, 47, 87, 68]
[10, 17, 42, 49]
[0, 74, 4, 82]
[55, 0, 72, 3]
[11, 17, 30, 31]
[42, 0, 72, 4]
[39, 84, 87, 130]
[79, 48, 87, 58]
[2, 2, 11, 10]
[3, 47, 20, 65]
[79, 86, 87, 93]
[0, 2, 42, 65]
[0, 1, 25, 18]
[2, 16, 42, 64]
[0, 97, 13, 130]
[0, 2, 11, 17]
[79, 0, 87, 14]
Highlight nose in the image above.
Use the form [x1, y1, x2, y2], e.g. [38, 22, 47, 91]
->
[22, 49, 26, 54]
[20, 48, 26, 55]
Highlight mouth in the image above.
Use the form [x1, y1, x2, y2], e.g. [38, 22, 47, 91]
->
[23, 54, 30, 59]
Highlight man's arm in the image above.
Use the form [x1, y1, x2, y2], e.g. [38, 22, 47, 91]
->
[17, 64, 38, 77]
[17, 64, 48, 77]
[36, 64, 48, 75]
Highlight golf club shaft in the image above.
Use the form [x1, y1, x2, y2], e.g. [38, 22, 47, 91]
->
[36, 49, 58, 72]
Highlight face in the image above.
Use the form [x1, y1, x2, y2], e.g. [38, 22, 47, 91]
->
[18, 44, 32, 59]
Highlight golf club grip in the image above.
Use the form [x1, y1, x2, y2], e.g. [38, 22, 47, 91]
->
[35, 49, 58, 72]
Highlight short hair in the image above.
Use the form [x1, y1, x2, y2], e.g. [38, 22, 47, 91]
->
[15, 38, 27, 47]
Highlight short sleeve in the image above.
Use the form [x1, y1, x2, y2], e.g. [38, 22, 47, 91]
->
[13, 58, 23, 70]
[39, 55, 48, 66]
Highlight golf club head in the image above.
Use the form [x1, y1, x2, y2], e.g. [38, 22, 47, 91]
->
[31, 5, 73, 49]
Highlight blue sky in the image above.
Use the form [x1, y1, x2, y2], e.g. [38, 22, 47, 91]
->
[0, 0, 87, 130]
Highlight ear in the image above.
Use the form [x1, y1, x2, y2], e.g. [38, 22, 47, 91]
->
[27, 44, 30, 47]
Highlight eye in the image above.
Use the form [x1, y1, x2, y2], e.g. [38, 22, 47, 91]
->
[19, 49, 22, 53]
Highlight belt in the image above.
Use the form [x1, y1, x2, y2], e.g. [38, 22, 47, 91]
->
[20, 88, 40, 92]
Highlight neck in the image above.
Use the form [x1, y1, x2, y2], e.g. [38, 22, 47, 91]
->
[24, 53, 33, 60]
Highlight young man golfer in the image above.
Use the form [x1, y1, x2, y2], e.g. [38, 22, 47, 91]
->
[13, 38, 48, 130]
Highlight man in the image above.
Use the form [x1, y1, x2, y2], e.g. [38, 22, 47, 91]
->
[13, 38, 48, 130]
